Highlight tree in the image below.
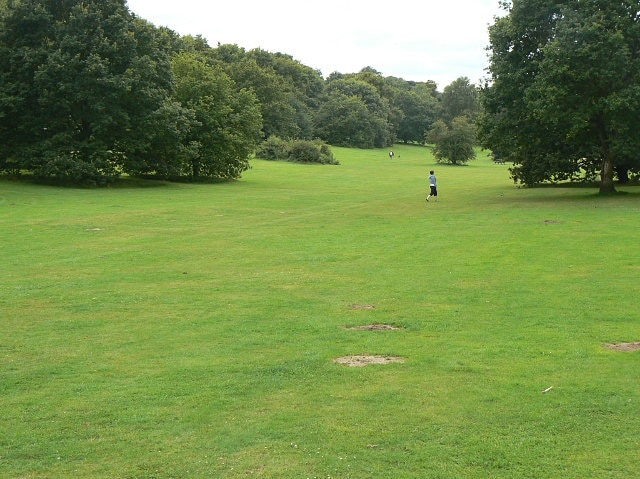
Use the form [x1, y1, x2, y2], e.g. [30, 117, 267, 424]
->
[314, 77, 393, 148]
[171, 52, 262, 179]
[479, 0, 640, 193]
[0, 0, 176, 183]
[394, 84, 439, 143]
[440, 77, 481, 123]
[211, 46, 324, 141]
[427, 117, 476, 165]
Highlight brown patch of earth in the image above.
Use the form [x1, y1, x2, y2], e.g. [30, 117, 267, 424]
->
[349, 304, 375, 310]
[333, 355, 405, 367]
[344, 324, 402, 331]
[604, 342, 640, 351]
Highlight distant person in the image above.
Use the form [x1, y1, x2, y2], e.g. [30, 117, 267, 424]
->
[426, 170, 438, 202]
[389, 150, 394, 159]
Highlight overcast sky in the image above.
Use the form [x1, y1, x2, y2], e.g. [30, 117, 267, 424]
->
[126, 0, 505, 90]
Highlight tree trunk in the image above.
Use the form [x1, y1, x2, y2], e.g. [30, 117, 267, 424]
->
[599, 152, 616, 194]
[191, 158, 200, 180]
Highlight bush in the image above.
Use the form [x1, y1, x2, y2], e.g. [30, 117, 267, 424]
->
[255, 137, 338, 165]
[255, 136, 290, 161]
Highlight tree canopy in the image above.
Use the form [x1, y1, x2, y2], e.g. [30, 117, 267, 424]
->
[171, 52, 261, 179]
[0, 0, 261, 183]
[427, 117, 476, 165]
[0, 0, 482, 185]
[479, 0, 640, 193]
[0, 0, 175, 183]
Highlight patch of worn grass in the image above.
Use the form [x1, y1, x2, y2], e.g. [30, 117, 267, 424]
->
[1, 146, 639, 478]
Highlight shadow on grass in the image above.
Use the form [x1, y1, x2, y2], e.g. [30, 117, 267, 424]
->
[0, 174, 237, 189]
[509, 183, 640, 202]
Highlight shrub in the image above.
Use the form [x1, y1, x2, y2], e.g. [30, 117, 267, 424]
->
[255, 137, 338, 165]
[255, 136, 290, 161]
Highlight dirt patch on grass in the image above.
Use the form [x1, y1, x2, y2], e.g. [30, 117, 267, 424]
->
[349, 304, 376, 310]
[333, 355, 405, 367]
[604, 341, 640, 351]
[344, 324, 402, 331]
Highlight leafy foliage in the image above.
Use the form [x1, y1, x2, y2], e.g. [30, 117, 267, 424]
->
[393, 84, 439, 144]
[255, 136, 338, 165]
[171, 52, 262, 179]
[210, 46, 324, 141]
[254, 136, 289, 161]
[0, 0, 486, 185]
[440, 77, 481, 123]
[479, 0, 640, 192]
[0, 0, 174, 183]
[427, 117, 476, 165]
[314, 76, 393, 148]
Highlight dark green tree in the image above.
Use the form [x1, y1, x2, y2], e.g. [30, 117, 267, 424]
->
[479, 0, 640, 193]
[171, 52, 262, 179]
[211, 46, 323, 140]
[440, 77, 481, 123]
[314, 77, 393, 148]
[0, 0, 175, 183]
[394, 84, 439, 143]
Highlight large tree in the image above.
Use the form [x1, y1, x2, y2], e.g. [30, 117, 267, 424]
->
[0, 0, 175, 183]
[393, 83, 438, 144]
[171, 52, 262, 179]
[314, 77, 393, 148]
[440, 77, 481, 124]
[479, 0, 640, 193]
[210, 46, 324, 141]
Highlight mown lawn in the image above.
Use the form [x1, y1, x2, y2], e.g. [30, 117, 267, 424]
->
[1, 145, 639, 478]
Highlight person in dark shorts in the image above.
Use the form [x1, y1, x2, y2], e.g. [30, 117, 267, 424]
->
[426, 170, 437, 202]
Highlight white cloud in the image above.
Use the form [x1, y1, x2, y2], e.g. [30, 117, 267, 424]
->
[126, 0, 505, 89]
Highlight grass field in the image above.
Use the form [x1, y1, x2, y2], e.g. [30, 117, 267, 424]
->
[1, 145, 639, 478]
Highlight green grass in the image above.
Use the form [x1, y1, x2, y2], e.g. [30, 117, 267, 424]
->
[1, 145, 639, 478]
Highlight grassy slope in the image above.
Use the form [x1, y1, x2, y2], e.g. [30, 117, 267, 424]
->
[1, 145, 639, 478]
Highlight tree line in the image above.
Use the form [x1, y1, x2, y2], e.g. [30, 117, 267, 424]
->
[0, 0, 479, 184]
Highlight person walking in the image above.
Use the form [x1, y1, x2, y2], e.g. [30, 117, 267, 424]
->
[426, 170, 438, 202]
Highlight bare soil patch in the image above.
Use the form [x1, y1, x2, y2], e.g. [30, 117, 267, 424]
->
[344, 324, 402, 331]
[333, 355, 405, 367]
[349, 304, 376, 310]
[604, 341, 640, 351]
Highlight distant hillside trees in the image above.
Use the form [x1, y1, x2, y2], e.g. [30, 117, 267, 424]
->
[440, 77, 481, 124]
[313, 69, 442, 148]
[0, 0, 483, 185]
[314, 75, 393, 148]
[208, 44, 324, 141]
[393, 83, 439, 144]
